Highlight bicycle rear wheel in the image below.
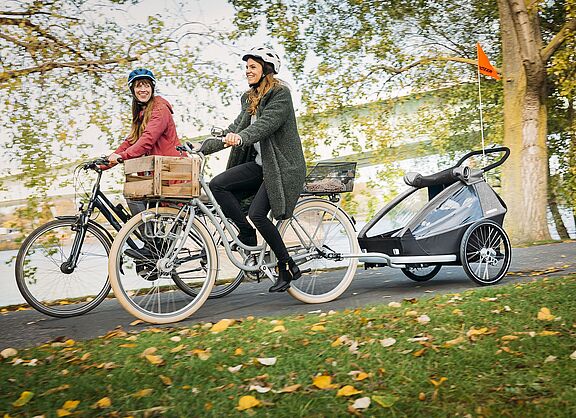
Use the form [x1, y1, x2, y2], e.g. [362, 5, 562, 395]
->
[277, 199, 359, 303]
[15, 218, 112, 317]
[108, 208, 217, 323]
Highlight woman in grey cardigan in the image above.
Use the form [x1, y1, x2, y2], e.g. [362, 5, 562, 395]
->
[203, 46, 306, 293]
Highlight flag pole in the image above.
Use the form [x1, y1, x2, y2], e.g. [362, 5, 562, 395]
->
[477, 58, 486, 159]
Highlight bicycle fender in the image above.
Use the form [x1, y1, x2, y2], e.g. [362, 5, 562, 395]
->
[292, 197, 357, 231]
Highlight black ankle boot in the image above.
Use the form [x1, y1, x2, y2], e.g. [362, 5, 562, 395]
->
[287, 258, 302, 281]
[269, 263, 292, 293]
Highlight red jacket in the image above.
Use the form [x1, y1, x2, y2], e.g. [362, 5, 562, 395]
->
[114, 96, 180, 160]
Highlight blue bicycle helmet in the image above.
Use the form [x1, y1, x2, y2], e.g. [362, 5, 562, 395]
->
[127, 68, 156, 88]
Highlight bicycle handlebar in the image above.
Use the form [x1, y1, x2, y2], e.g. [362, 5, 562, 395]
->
[82, 157, 123, 171]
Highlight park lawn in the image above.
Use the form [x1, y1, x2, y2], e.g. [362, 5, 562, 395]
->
[1, 276, 575, 417]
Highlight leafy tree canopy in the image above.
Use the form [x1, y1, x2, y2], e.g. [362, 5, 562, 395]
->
[1, 0, 235, 195]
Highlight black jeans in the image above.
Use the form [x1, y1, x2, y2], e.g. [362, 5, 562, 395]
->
[209, 162, 290, 264]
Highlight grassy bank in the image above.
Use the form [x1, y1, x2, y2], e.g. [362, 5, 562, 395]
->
[1, 276, 575, 417]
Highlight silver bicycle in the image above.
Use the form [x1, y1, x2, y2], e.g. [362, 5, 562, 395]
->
[107, 136, 359, 323]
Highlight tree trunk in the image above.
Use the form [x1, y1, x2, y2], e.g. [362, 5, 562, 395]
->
[498, 0, 552, 244]
[548, 179, 570, 239]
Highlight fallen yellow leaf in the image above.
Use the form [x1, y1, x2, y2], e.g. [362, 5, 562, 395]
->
[538, 330, 560, 336]
[331, 336, 347, 347]
[41, 384, 70, 396]
[353, 372, 370, 381]
[236, 395, 261, 411]
[159, 375, 173, 386]
[57, 408, 72, 417]
[190, 349, 211, 360]
[312, 375, 338, 389]
[61, 400, 80, 411]
[170, 344, 186, 353]
[119, 343, 137, 348]
[337, 385, 362, 397]
[430, 377, 448, 388]
[132, 388, 154, 398]
[12, 391, 33, 407]
[269, 325, 286, 333]
[210, 318, 235, 333]
[310, 324, 326, 332]
[277, 384, 301, 393]
[501, 335, 519, 341]
[142, 347, 157, 356]
[443, 336, 465, 348]
[234, 348, 244, 356]
[413, 348, 427, 357]
[144, 354, 165, 366]
[537, 307, 556, 321]
[93, 397, 111, 408]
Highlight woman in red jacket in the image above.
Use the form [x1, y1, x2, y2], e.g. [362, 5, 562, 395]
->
[108, 68, 181, 216]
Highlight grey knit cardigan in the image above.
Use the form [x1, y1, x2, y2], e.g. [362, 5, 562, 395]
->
[203, 84, 306, 220]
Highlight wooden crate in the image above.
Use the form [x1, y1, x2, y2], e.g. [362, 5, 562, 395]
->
[123, 155, 200, 199]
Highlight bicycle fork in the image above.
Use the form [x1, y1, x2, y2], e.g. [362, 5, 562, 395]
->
[60, 214, 91, 274]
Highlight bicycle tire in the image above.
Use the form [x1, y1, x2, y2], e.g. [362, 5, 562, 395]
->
[401, 265, 441, 281]
[15, 218, 112, 317]
[108, 208, 218, 324]
[277, 199, 359, 304]
[460, 219, 511, 286]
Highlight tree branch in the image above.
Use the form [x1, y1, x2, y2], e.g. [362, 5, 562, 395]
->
[370, 55, 500, 77]
[0, 56, 138, 83]
[541, 18, 576, 62]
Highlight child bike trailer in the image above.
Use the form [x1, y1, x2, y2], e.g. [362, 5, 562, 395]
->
[357, 147, 511, 286]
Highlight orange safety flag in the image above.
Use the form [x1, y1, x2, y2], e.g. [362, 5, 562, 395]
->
[477, 43, 500, 80]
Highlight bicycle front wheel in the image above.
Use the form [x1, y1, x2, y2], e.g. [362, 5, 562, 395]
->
[278, 199, 359, 303]
[108, 208, 218, 324]
[15, 218, 112, 317]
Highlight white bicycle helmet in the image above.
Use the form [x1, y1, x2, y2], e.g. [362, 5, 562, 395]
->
[242, 46, 281, 74]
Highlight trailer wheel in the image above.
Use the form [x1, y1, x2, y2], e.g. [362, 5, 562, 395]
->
[401, 264, 441, 282]
[460, 220, 511, 286]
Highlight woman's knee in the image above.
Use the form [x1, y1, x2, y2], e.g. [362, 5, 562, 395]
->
[209, 176, 225, 193]
[248, 208, 268, 228]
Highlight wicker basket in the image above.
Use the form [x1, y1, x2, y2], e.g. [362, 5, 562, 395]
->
[303, 161, 357, 194]
[123, 155, 200, 199]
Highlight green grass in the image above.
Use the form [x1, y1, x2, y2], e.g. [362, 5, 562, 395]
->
[1, 276, 576, 417]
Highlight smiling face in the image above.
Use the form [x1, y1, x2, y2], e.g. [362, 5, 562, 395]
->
[133, 79, 153, 103]
[245, 58, 263, 86]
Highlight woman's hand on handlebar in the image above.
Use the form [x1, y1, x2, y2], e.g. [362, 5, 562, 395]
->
[223, 133, 242, 147]
[107, 153, 123, 166]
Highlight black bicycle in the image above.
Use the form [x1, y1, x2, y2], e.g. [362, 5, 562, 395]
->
[14, 157, 131, 318]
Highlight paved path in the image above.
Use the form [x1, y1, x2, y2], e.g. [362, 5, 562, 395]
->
[1, 241, 575, 349]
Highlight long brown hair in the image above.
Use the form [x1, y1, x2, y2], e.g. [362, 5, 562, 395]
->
[247, 73, 280, 115]
[128, 80, 155, 144]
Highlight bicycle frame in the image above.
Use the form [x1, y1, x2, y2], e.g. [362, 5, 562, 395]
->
[149, 147, 345, 280]
[60, 167, 131, 271]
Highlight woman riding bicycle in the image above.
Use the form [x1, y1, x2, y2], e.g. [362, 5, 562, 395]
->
[105, 68, 183, 260]
[107, 68, 181, 216]
[203, 46, 307, 293]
